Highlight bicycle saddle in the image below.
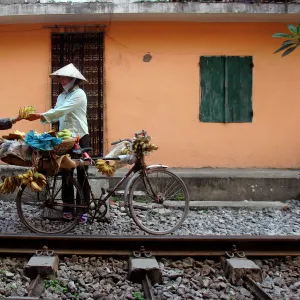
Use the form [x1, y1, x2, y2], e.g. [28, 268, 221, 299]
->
[72, 147, 93, 155]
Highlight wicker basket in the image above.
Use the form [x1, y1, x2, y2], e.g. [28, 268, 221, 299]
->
[52, 138, 77, 155]
[51, 138, 77, 156]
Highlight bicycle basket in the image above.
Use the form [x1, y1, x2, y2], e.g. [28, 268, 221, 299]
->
[52, 138, 77, 155]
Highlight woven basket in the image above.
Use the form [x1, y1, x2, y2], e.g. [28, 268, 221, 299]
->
[53, 138, 77, 155]
[39, 138, 76, 156]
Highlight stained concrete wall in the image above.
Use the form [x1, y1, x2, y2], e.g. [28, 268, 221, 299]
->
[0, 1, 300, 23]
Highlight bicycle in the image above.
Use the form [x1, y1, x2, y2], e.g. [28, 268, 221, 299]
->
[16, 130, 190, 235]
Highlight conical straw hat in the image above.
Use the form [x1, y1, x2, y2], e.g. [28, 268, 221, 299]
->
[49, 63, 88, 84]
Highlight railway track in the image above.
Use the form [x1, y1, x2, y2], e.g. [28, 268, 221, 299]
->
[0, 234, 299, 256]
[1, 234, 299, 300]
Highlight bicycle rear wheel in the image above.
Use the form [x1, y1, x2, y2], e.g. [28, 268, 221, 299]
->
[128, 168, 189, 235]
[16, 173, 85, 234]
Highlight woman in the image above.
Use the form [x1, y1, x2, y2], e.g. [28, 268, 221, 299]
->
[0, 116, 22, 130]
[28, 63, 90, 224]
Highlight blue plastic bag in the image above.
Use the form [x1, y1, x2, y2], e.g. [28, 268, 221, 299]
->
[25, 130, 63, 151]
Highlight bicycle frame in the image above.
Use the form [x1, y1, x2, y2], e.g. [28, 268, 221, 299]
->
[78, 153, 169, 222]
[79, 154, 146, 221]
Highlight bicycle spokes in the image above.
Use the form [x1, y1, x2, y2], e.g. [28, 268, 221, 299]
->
[17, 174, 84, 234]
[129, 169, 189, 235]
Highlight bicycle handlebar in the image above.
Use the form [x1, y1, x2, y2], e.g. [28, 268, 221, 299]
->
[111, 138, 132, 145]
[111, 130, 148, 145]
[102, 157, 121, 160]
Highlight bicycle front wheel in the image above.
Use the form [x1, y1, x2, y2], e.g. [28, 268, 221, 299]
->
[16, 173, 85, 234]
[128, 168, 189, 235]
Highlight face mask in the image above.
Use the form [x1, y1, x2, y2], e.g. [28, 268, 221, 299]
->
[63, 78, 76, 92]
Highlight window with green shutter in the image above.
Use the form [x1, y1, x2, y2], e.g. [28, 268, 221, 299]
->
[199, 56, 253, 123]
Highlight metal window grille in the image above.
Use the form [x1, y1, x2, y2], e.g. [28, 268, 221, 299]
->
[51, 32, 104, 157]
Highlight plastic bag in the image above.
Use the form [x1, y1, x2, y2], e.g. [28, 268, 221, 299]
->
[104, 141, 134, 170]
[25, 130, 62, 151]
[104, 141, 132, 158]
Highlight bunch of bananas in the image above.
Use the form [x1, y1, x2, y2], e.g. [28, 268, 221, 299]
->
[96, 160, 116, 176]
[14, 130, 26, 137]
[131, 136, 158, 154]
[14, 130, 26, 141]
[0, 176, 21, 194]
[120, 142, 132, 155]
[57, 129, 72, 140]
[2, 129, 26, 141]
[19, 106, 35, 119]
[16, 169, 47, 192]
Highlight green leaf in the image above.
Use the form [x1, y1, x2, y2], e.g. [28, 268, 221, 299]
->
[282, 40, 296, 46]
[272, 33, 294, 38]
[274, 43, 294, 54]
[297, 23, 300, 34]
[282, 45, 297, 57]
[288, 24, 297, 35]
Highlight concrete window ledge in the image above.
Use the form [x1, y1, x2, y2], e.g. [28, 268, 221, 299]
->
[0, 1, 300, 23]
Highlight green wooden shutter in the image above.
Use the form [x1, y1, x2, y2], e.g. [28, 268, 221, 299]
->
[200, 56, 253, 123]
[225, 56, 253, 123]
[200, 56, 225, 122]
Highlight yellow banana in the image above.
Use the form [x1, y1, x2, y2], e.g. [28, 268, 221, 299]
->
[37, 173, 46, 181]
[6, 177, 12, 191]
[19, 106, 35, 119]
[35, 178, 46, 188]
[22, 178, 31, 185]
[22, 173, 30, 179]
[30, 181, 42, 192]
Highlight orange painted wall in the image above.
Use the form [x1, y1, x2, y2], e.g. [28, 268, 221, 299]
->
[105, 22, 300, 168]
[0, 22, 299, 168]
[0, 24, 52, 134]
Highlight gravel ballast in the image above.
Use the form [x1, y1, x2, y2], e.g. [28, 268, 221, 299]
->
[0, 255, 299, 299]
[0, 199, 299, 236]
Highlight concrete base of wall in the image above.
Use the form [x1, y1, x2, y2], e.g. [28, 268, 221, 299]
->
[105, 168, 300, 202]
[1, 165, 299, 202]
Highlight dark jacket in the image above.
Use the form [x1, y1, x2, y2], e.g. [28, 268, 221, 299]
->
[0, 118, 13, 130]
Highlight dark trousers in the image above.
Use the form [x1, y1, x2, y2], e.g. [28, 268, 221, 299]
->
[62, 134, 90, 212]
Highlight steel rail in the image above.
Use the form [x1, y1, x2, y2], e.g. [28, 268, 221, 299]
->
[0, 234, 299, 256]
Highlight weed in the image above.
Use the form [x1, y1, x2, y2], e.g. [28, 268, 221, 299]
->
[133, 291, 144, 300]
[112, 196, 122, 202]
[44, 279, 68, 292]
[176, 192, 184, 201]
